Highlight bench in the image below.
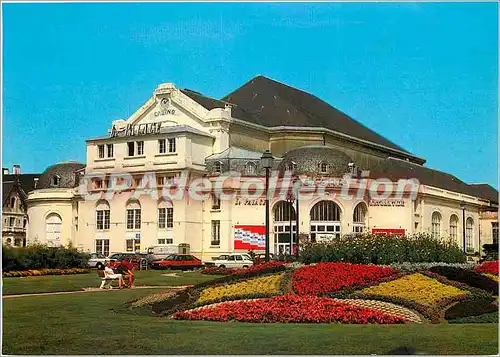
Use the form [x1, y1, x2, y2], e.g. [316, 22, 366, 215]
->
[97, 270, 118, 289]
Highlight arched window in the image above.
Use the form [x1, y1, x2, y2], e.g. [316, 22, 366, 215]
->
[274, 201, 296, 222]
[449, 215, 459, 240]
[245, 162, 257, 175]
[353, 202, 368, 233]
[310, 201, 342, 241]
[126, 201, 141, 230]
[285, 162, 295, 172]
[214, 161, 223, 174]
[431, 212, 442, 239]
[319, 162, 328, 174]
[6, 238, 12, 246]
[10, 197, 15, 208]
[466, 218, 474, 253]
[158, 200, 173, 229]
[273, 201, 296, 256]
[51, 175, 60, 187]
[96, 200, 110, 230]
[45, 213, 62, 247]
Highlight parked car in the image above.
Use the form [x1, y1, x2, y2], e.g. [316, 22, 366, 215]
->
[151, 254, 203, 270]
[205, 254, 230, 267]
[87, 252, 110, 269]
[214, 253, 254, 269]
[106, 252, 152, 270]
[253, 253, 274, 265]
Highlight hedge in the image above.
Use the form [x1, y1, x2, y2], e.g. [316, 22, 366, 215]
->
[429, 266, 499, 295]
[2, 244, 89, 272]
[445, 298, 498, 320]
[299, 233, 466, 265]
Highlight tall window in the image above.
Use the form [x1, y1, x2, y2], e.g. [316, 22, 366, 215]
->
[127, 142, 135, 156]
[106, 144, 114, 158]
[466, 218, 474, 253]
[211, 220, 220, 246]
[449, 215, 459, 240]
[96, 201, 110, 230]
[158, 139, 166, 153]
[310, 201, 342, 241]
[158, 201, 173, 229]
[353, 203, 367, 233]
[95, 239, 110, 256]
[245, 162, 257, 175]
[168, 138, 176, 153]
[493, 222, 499, 245]
[52, 175, 60, 186]
[126, 201, 141, 230]
[98, 145, 105, 158]
[431, 212, 442, 239]
[45, 213, 62, 247]
[137, 141, 144, 155]
[214, 161, 222, 174]
[211, 193, 221, 210]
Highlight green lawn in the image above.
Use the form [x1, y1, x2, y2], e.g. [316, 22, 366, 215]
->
[2, 270, 217, 295]
[3, 289, 498, 355]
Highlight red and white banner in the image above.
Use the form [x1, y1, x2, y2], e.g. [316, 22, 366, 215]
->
[234, 225, 266, 251]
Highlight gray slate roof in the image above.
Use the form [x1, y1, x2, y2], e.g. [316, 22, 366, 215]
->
[36, 162, 86, 189]
[206, 147, 267, 160]
[221, 76, 412, 155]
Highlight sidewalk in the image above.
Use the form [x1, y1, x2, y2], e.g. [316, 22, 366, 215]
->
[3, 285, 190, 298]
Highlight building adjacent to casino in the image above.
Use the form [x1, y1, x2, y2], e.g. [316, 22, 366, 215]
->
[24, 76, 498, 260]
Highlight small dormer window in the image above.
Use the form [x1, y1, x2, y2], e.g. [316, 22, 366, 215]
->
[285, 162, 295, 173]
[52, 175, 61, 186]
[320, 162, 328, 174]
[245, 162, 257, 175]
[214, 161, 223, 174]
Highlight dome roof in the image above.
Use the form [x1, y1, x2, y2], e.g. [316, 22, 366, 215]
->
[279, 145, 353, 176]
[36, 161, 86, 189]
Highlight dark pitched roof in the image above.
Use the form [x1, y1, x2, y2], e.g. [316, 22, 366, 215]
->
[221, 76, 414, 156]
[36, 162, 85, 189]
[468, 184, 499, 204]
[3, 174, 41, 195]
[368, 157, 495, 200]
[180, 89, 256, 123]
[2, 181, 15, 205]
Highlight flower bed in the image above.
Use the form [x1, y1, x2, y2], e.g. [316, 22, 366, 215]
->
[359, 273, 468, 307]
[197, 273, 284, 304]
[444, 298, 498, 321]
[292, 263, 398, 295]
[2, 268, 90, 277]
[428, 266, 498, 295]
[474, 261, 499, 275]
[173, 294, 407, 324]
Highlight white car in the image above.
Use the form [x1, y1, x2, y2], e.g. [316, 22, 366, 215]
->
[214, 254, 254, 269]
[87, 253, 109, 269]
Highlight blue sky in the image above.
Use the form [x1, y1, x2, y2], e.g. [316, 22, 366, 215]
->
[2, 2, 498, 188]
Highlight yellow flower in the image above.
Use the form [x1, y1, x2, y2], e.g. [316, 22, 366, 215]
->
[361, 273, 468, 306]
[197, 273, 284, 304]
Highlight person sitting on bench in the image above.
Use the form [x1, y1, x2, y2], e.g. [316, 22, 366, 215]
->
[116, 260, 135, 288]
[103, 265, 124, 289]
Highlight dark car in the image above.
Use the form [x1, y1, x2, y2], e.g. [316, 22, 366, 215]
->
[254, 253, 275, 265]
[151, 254, 203, 270]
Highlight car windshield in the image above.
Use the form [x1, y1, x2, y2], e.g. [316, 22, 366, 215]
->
[165, 255, 177, 260]
[108, 254, 123, 260]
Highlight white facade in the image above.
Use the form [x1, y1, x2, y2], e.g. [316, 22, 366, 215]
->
[25, 80, 498, 261]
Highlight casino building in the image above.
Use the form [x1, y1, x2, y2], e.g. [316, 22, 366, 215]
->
[25, 76, 498, 260]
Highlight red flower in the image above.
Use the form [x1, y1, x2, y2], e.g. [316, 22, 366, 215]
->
[475, 261, 499, 275]
[173, 294, 406, 324]
[292, 263, 398, 295]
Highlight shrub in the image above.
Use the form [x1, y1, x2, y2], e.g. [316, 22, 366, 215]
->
[299, 233, 466, 265]
[445, 298, 498, 320]
[389, 262, 476, 272]
[482, 244, 498, 261]
[429, 266, 499, 295]
[449, 311, 499, 324]
[2, 244, 89, 272]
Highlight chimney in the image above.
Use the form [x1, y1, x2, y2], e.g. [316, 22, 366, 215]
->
[2, 168, 9, 175]
[13, 165, 21, 175]
[34, 177, 39, 189]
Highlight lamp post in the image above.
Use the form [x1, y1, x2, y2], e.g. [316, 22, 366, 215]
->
[460, 201, 466, 253]
[260, 150, 274, 262]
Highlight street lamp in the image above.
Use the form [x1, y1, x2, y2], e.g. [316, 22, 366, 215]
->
[260, 150, 274, 262]
[460, 201, 466, 253]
